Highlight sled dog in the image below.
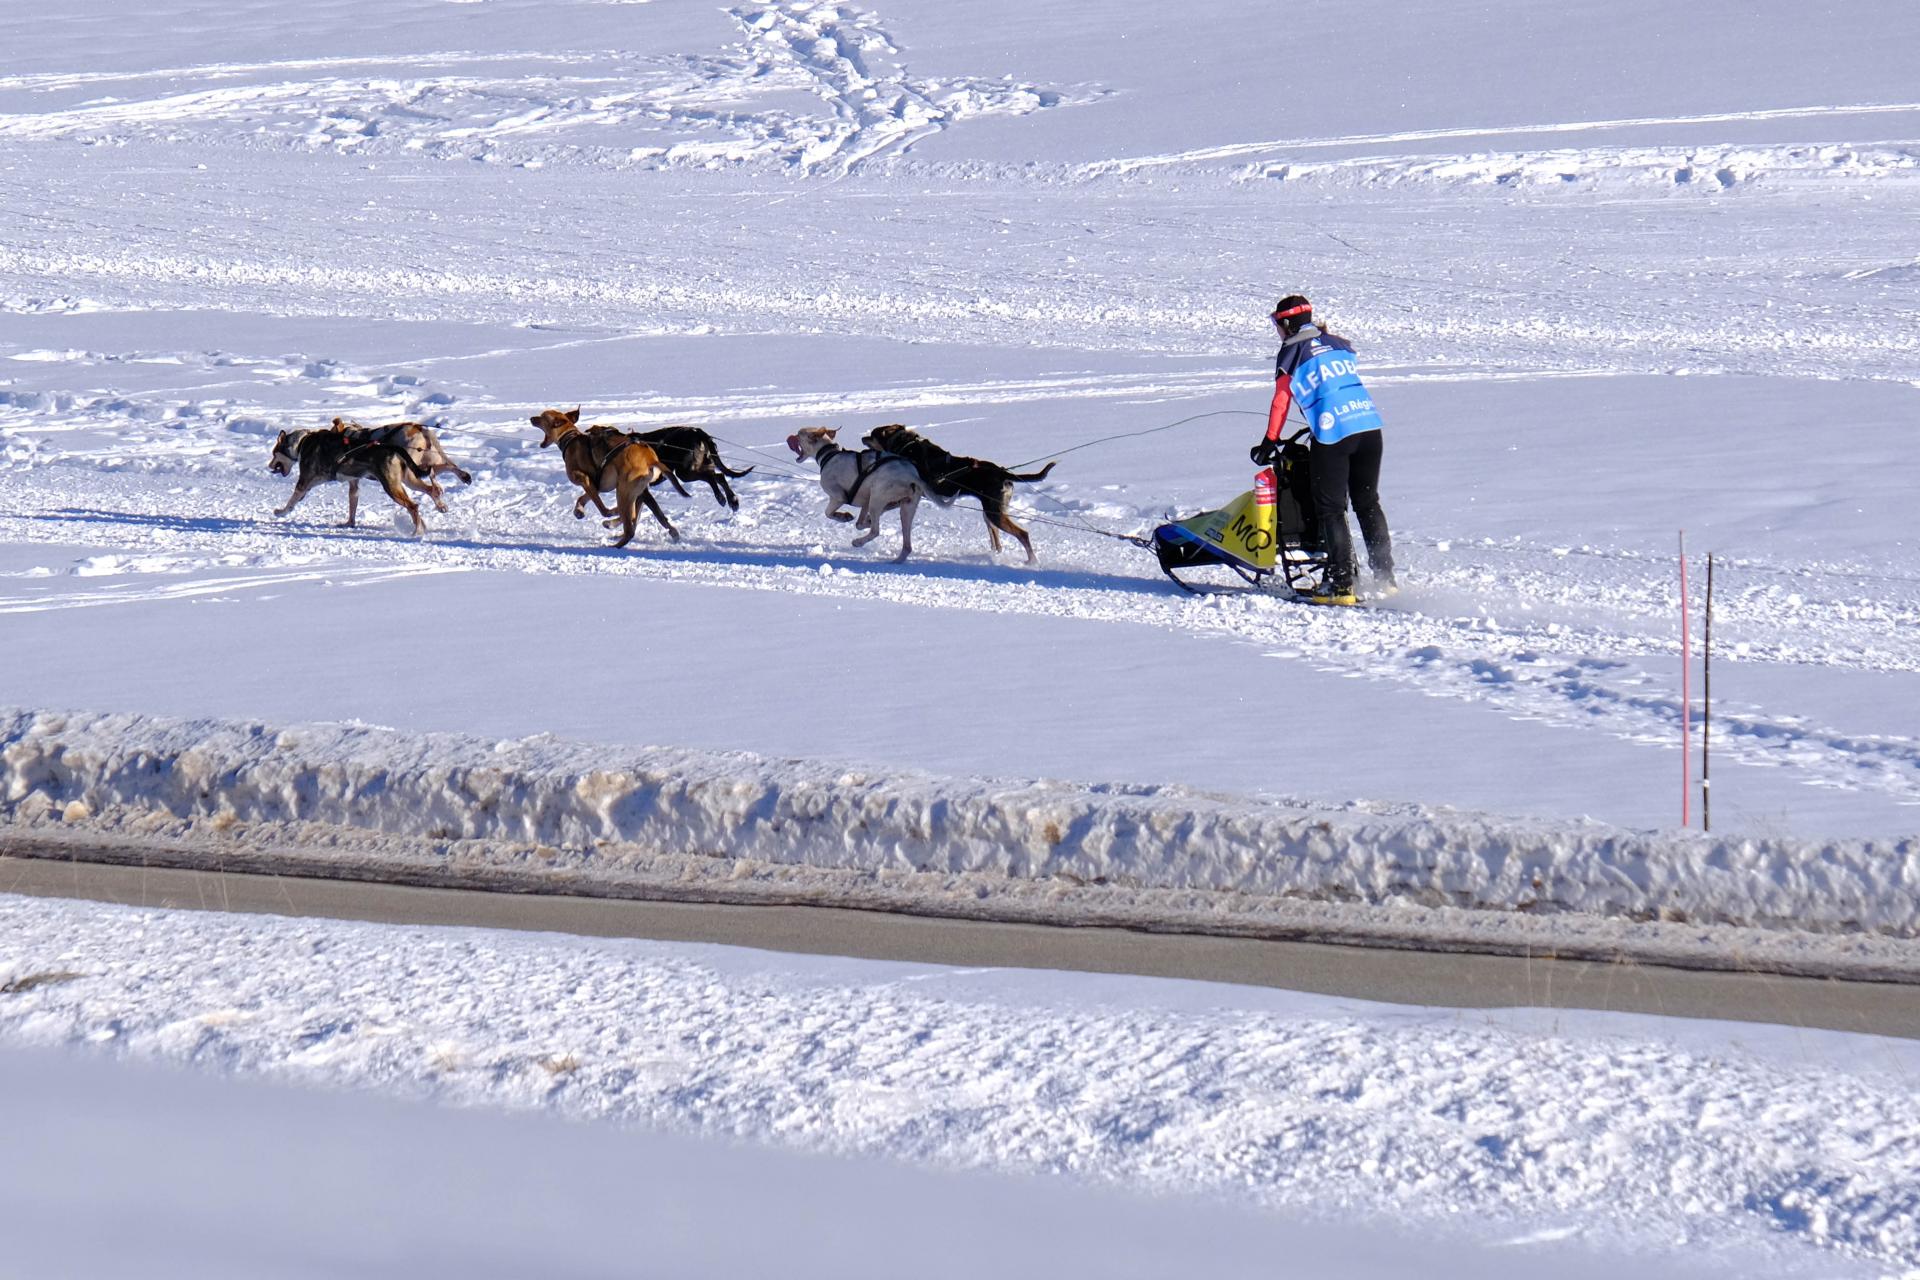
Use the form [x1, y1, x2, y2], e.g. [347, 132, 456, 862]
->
[271, 418, 471, 514]
[529, 408, 679, 547]
[628, 426, 754, 510]
[788, 426, 934, 563]
[861, 423, 1055, 563]
[269, 425, 435, 535]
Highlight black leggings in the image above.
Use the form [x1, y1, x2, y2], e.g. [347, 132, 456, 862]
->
[1309, 431, 1393, 589]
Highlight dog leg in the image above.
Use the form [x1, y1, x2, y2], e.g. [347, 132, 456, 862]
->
[345, 479, 359, 527]
[377, 468, 424, 536]
[850, 505, 879, 547]
[999, 513, 1036, 564]
[895, 495, 918, 563]
[639, 484, 680, 542]
[664, 472, 691, 500]
[404, 471, 448, 513]
[984, 514, 1002, 554]
[273, 478, 315, 519]
[611, 485, 639, 548]
[577, 485, 618, 520]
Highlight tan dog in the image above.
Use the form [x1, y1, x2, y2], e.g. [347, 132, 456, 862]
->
[332, 417, 471, 506]
[529, 407, 678, 547]
[787, 426, 935, 563]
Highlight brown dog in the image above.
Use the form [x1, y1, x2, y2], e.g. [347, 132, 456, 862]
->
[861, 423, 1056, 563]
[530, 407, 679, 547]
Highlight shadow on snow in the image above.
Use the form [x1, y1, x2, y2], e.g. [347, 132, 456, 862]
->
[32, 507, 1175, 597]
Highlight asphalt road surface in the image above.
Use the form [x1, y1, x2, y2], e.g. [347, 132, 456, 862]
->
[5, 854, 1916, 1039]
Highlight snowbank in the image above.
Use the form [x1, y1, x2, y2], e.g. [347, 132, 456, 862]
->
[4, 708, 1916, 951]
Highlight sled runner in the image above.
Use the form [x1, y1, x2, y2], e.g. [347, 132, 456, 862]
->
[1151, 431, 1325, 594]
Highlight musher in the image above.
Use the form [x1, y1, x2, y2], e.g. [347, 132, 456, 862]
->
[1249, 295, 1396, 605]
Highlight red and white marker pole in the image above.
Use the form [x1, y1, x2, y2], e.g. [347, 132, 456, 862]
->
[1679, 531, 1691, 829]
[1703, 552, 1714, 834]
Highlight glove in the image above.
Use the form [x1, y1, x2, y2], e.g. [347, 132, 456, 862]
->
[1249, 440, 1278, 466]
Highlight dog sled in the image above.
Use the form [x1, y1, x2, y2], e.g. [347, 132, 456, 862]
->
[1150, 431, 1325, 594]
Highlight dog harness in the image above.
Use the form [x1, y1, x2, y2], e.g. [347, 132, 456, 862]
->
[814, 441, 889, 498]
[566, 429, 639, 485]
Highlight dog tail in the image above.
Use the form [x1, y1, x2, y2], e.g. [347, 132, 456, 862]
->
[717, 460, 756, 479]
[1009, 461, 1057, 484]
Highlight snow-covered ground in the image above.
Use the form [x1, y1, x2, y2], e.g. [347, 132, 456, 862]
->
[15, 1051, 1716, 1280]
[4, 0, 1919, 1270]
[4, 892, 1916, 1276]
[4, 0, 1919, 845]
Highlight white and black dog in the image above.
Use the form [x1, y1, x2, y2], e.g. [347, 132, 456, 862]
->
[787, 426, 943, 563]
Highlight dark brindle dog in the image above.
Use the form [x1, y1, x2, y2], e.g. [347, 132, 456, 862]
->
[861, 423, 1057, 562]
[269, 424, 435, 535]
[630, 426, 754, 510]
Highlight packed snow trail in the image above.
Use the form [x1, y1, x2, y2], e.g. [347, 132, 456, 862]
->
[4, 438, 1918, 824]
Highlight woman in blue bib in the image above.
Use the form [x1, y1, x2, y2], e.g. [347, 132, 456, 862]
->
[1249, 295, 1396, 605]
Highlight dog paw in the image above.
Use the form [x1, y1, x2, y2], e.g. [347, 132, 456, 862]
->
[828, 512, 854, 522]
